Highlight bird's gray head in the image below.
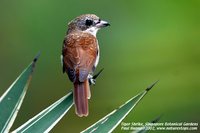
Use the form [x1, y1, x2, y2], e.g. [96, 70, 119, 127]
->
[67, 14, 110, 36]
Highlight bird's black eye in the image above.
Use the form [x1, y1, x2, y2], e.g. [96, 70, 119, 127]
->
[85, 19, 93, 26]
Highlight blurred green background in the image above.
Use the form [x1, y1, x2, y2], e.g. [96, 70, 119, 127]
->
[0, 0, 199, 132]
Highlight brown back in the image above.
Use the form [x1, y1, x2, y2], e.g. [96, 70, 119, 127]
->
[62, 31, 98, 82]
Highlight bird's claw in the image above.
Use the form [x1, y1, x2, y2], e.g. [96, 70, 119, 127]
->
[88, 74, 96, 85]
[89, 78, 96, 85]
[88, 68, 104, 85]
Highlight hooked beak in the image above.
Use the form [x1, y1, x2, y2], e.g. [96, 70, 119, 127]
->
[96, 20, 110, 28]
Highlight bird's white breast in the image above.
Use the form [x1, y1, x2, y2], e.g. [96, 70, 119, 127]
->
[84, 27, 99, 37]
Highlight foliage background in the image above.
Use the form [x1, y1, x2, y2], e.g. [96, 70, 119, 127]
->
[0, 0, 199, 132]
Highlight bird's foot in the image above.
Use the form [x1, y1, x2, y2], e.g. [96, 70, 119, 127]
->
[88, 68, 104, 86]
[88, 74, 96, 85]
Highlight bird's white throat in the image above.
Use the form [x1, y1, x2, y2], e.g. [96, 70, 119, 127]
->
[84, 27, 99, 37]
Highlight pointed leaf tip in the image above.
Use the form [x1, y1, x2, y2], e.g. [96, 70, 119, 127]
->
[0, 54, 40, 133]
[31, 52, 41, 72]
[146, 80, 159, 91]
[93, 68, 104, 80]
[151, 114, 162, 123]
[33, 51, 41, 63]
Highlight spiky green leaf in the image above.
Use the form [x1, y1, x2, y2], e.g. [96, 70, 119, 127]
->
[81, 81, 158, 133]
[0, 53, 39, 133]
[12, 92, 73, 133]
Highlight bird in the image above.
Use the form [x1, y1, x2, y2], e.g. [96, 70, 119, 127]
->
[62, 14, 110, 117]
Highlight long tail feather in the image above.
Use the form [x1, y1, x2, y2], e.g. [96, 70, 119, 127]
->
[74, 80, 89, 117]
[86, 80, 91, 99]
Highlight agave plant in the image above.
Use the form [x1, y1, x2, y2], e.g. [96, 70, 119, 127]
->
[0, 53, 158, 133]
